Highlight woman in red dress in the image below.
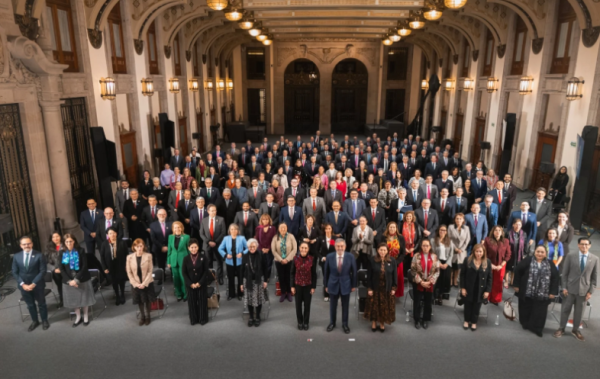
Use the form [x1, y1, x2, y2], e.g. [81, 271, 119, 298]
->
[483, 225, 511, 304]
[384, 222, 406, 298]
[334, 171, 347, 202]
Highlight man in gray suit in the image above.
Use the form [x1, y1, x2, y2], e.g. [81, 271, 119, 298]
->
[247, 178, 265, 212]
[168, 182, 184, 221]
[343, 189, 366, 250]
[200, 204, 226, 284]
[302, 188, 327, 228]
[114, 180, 135, 237]
[420, 175, 439, 201]
[527, 187, 553, 240]
[554, 237, 598, 341]
[324, 181, 343, 212]
[258, 193, 280, 227]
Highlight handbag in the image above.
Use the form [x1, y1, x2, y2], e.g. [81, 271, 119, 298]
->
[503, 296, 517, 321]
[275, 281, 281, 296]
[151, 299, 164, 311]
[207, 271, 220, 309]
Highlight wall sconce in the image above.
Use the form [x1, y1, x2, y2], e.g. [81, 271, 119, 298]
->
[141, 78, 154, 97]
[217, 79, 225, 91]
[408, 16, 425, 30]
[463, 78, 474, 91]
[421, 79, 429, 91]
[444, 78, 455, 91]
[227, 79, 234, 90]
[99, 77, 116, 100]
[486, 77, 498, 93]
[398, 26, 411, 37]
[204, 79, 214, 91]
[189, 78, 199, 92]
[168, 78, 180, 93]
[566, 77, 584, 101]
[262, 36, 273, 46]
[382, 37, 392, 46]
[519, 76, 533, 95]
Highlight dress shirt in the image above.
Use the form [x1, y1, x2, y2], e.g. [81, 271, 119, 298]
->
[160, 169, 174, 187]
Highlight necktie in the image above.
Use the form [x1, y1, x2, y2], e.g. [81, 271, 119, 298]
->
[478, 179, 481, 187]
[581, 255, 586, 272]
[312, 164, 314, 171]
[124, 189, 128, 200]
[244, 212, 248, 225]
[253, 163, 255, 170]
[522, 213, 527, 223]
[313, 199, 316, 211]
[457, 198, 461, 207]
[335, 212, 338, 223]
[25, 253, 30, 269]
[91, 210, 95, 222]
[254, 188, 257, 198]
[372, 209, 376, 221]
[474, 214, 478, 227]
[293, 188, 296, 197]
[337, 256, 343, 273]
[161, 223, 165, 236]
[413, 191, 417, 201]
[207, 189, 211, 198]
[353, 201, 356, 219]
[441, 199, 445, 212]
[289, 207, 294, 219]
[185, 200, 189, 208]
[133, 201, 137, 209]
[433, 163, 436, 170]
[199, 209, 204, 221]
[506, 183, 509, 191]
[176, 191, 180, 207]
[427, 185, 431, 199]
[209, 218, 214, 239]
[424, 210, 428, 227]
[151, 207, 155, 218]
[355, 156, 358, 166]
[498, 190, 502, 203]
[487, 207, 490, 219]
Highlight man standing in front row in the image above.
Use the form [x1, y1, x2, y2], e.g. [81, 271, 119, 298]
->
[324, 239, 357, 334]
[554, 237, 598, 342]
[12, 236, 49, 331]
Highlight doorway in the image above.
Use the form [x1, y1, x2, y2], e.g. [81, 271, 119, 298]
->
[584, 146, 600, 229]
[331, 59, 368, 134]
[453, 113, 464, 154]
[529, 132, 558, 191]
[385, 89, 405, 120]
[247, 88, 266, 126]
[120, 131, 139, 188]
[178, 116, 188, 157]
[284, 59, 320, 134]
[471, 116, 486, 163]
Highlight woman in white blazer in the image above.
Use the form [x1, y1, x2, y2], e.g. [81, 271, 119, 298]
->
[351, 215, 374, 270]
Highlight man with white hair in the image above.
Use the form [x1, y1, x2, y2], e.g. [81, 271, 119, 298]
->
[324, 239, 357, 334]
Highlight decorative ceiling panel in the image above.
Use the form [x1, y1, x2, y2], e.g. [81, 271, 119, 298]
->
[257, 10, 409, 18]
[247, 0, 422, 7]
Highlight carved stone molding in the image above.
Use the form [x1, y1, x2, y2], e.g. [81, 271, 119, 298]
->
[7, 36, 67, 76]
[88, 29, 103, 49]
[582, 27, 600, 48]
[276, 47, 298, 67]
[185, 50, 192, 62]
[532, 38, 543, 55]
[14, 14, 39, 41]
[355, 47, 377, 66]
[472, 50, 479, 62]
[453, 54, 459, 65]
[134, 39, 144, 55]
[164, 46, 172, 59]
[497, 44, 506, 59]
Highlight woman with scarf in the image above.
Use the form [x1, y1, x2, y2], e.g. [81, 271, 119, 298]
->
[484, 169, 499, 190]
[318, 223, 337, 302]
[432, 226, 455, 305]
[195, 159, 209, 186]
[384, 222, 406, 298]
[291, 242, 317, 330]
[460, 244, 492, 331]
[449, 167, 462, 194]
[126, 238, 156, 326]
[377, 180, 398, 221]
[44, 231, 64, 308]
[271, 223, 298, 303]
[241, 239, 269, 327]
[273, 166, 289, 190]
[399, 211, 423, 282]
[182, 238, 209, 325]
[100, 227, 128, 305]
[170, 167, 183, 190]
[538, 228, 564, 268]
[550, 166, 569, 205]
[505, 218, 529, 288]
[365, 243, 398, 332]
[410, 239, 440, 330]
[59, 234, 95, 327]
[484, 226, 511, 304]
[513, 245, 559, 337]
[449, 213, 470, 287]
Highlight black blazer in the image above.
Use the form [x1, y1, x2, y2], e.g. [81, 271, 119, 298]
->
[459, 258, 492, 303]
[298, 226, 320, 257]
[182, 252, 210, 289]
[95, 218, 123, 245]
[151, 187, 167, 206]
[177, 199, 195, 224]
[59, 247, 91, 284]
[216, 197, 240, 226]
[141, 205, 164, 230]
[317, 236, 337, 262]
[123, 198, 147, 239]
[513, 256, 559, 302]
[362, 207, 386, 236]
[367, 257, 398, 293]
[283, 187, 305, 204]
[149, 221, 172, 255]
[99, 240, 128, 282]
[290, 255, 318, 289]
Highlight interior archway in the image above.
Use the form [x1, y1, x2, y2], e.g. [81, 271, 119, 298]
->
[331, 58, 368, 134]
[284, 59, 320, 135]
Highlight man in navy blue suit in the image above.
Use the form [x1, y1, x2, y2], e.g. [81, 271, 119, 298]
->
[279, 196, 304, 238]
[324, 238, 357, 334]
[80, 199, 103, 256]
[506, 201, 537, 247]
[464, 203, 489, 253]
[472, 170, 488, 203]
[12, 236, 49, 331]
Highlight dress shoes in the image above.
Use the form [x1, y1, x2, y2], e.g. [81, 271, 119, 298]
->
[572, 331, 585, 341]
[42, 320, 50, 330]
[254, 319, 261, 327]
[227, 296, 234, 301]
[218, 278, 224, 285]
[553, 329, 564, 338]
[177, 298, 182, 302]
[414, 321, 421, 330]
[115, 297, 121, 306]
[145, 318, 151, 326]
[139, 317, 145, 326]
[83, 320, 90, 326]
[57, 301, 63, 309]
[379, 326, 385, 333]
[120, 297, 126, 305]
[28, 321, 40, 332]
[298, 324, 304, 330]
[287, 293, 293, 302]
[421, 321, 428, 329]
[463, 323, 469, 330]
[342, 325, 350, 334]
[247, 319, 255, 327]
[372, 326, 378, 332]
[73, 319, 83, 328]
[303, 324, 309, 331]
[237, 296, 243, 301]
[279, 294, 286, 302]
[324, 297, 329, 302]
[327, 324, 335, 332]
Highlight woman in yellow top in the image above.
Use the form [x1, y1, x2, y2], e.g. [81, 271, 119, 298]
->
[168, 221, 190, 301]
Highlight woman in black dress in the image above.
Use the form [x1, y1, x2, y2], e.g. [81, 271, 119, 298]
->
[299, 215, 320, 258]
[463, 179, 476, 210]
[44, 231, 63, 308]
[140, 170, 153, 200]
[100, 227, 129, 305]
[460, 244, 492, 331]
[549, 166, 569, 205]
[317, 223, 336, 302]
[182, 239, 210, 325]
[293, 159, 307, 186]
[365, 243, 398, 332]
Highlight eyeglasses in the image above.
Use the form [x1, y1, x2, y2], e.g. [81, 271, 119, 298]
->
[579, 243, 590, 246]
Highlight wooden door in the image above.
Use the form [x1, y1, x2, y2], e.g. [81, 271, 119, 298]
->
[439, 110, 447, 143]
[247, 88, 261, 125]
[529, 132, 558, 191]
[471, 117, 486, 162]
[583, 146, 600, 229]
[120, 131, 139, 188]
[385, 89, 405, 120]
[196, 110, 205, 153]
[153, 122, 163, 169]
[285, 87, 317, 134]
[453, 113, 464, 154]
[178, 116, 188, 157]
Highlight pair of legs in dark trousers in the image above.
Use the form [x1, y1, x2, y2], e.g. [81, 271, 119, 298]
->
[20, 286, 48, 322]
[248, 305, 262, 320]
[463, 300, 483, 324]
[51, 271, 63, 305]
[413, 290, 433, 323]
[275, 261, 291, 294]
[263, 251, 274, 281]
[356, 251, 370, 271]
[188, 287, 208, 325]
[208, 246, 224, 283]
[156, 250, 167, 271]
[109, 275, 126, 301]
[329, 293, 350, 326]
[518, 297, 549, 335]
[294, 285, 313, 325]
[319, 261, 329, 299]
[227, 260, 242, 297]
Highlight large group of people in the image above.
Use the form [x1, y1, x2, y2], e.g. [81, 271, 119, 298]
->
[12, 132, 597, 340]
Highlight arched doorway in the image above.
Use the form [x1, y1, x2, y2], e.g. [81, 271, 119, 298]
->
[284, 59, 320, 134]
[331, 59, 368, 134]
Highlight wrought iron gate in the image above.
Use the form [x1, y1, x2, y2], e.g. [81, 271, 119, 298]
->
[0, 104, 41, 252]
[60, 98, 96, 217]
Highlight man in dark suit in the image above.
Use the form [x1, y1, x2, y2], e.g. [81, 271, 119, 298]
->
[123, 189, 148, 243]
[367, 157, 380, 176]
[170, 148, 185, 172]
[343, 190, 366, 249]
[439, 151, 453, 172]
[362, 198, 386, 245]
[141, 195, 163, 250]
[279, 196, 304, 238]
[238, 147, 250, 168]
[480, 195, 499, 228]
[449, 187, 468, 219]
[216, 189, 239, 227]
[506, 202, 538, 246]
[324, 238, 357, 334]
[472, 170, 488, 203]
[200, 178, 221, 205]
[183, 156, 196, 173]
[406, 180, 424, 209]
[336, 155, 350, 173]
[432, 188, 453, 226]
[503, 174, 518, 213]
[461, 163, 475, 184]
[416, 149, 430, 173]
[304, 156, 320, 186]
[415, 199, 440, 239]
[176, 189, 195, 235]
[398, 156, 414, 180]
[434, 170, 454, 194]
[190, 197, 209, 241]
[247, 155, 262, 179]
[96, 207, 123, 243]
[358, 183, 375, 202]
[325, 201, 350, 238]
[424, 155, 442, 180]
[324, 181, 343, 212]
[215, 158, 229, 188]
[12, 236, 49, 331]
[464, 203, 489, 250]
[149, 209, 172, 270]
[205, 153, 217, 169]
[80, 198, 103, 256]
[200, 204, 227, 284]
[258, 193, 281, 227]
[488, 181, 510, 225]
[528, 187, 553, 240]
[283, 178, 305, 204]
[279, 150, 291, 168]
[234, 202, 259, 240]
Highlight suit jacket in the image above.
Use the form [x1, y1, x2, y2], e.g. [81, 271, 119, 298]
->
[189, 207, 209, 239]
[561, 252, 598, 296]
[95, 217, 124, 244]
[367, 257, 398, 292]
[114, 188, 136, 216]
[414, 207, 440, 234]
[464, 213, 489, 245]
[167, 234, 190, 268]
[506, 211, 537, 242]
[283, 187, 305, 205]
[12, 250, 46, 288]
[258, 202, 281, 226]
[361, 207, 386, 236]
[170, 155, 185, 171]
[324, 189, 344, 212]
[343, 198, 366, 221]
[398, 164, 414, 180]
[448, 196, 468, 219]
[480, 202, 499, 227]
[123, 198, 148, 239]
[234, 211, 259, 240]
[528, 198, 553, 226]
[217, 197, 240, 226]
[461, 169, 475, 184]
[324, 252, 357, 296]
[246, 162, 263, 178]
[432, 197, 453, 226]
[434, 178, 454, 194]
[199, 186, 221, 205]
[406, 188, 425, 209]
[231, 187, 249, 204]
[325, 211, 350, 236]
[141, 205, 164, 230]
[149, 220, 172, 254]
[424, 162, 442, 180]
[99, 240, 128, 281]
[302, 197, 327, 227]
[176, 199, 195, 225]
[504, 182, 518, 210]
[168, 190, 184, 220]
[279, 206, 304, 236]
[472, 178, 488, 200]
[247, 187, 266, 210]
[182, 252, 210, 288]
[80, 209, 104, 242]
[357, 190, 375, 203]
[488, 189, 510, 216]
[420, 183, 439, 201]
[199, 216, 227, 252]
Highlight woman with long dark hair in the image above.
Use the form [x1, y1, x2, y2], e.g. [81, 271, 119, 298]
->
[549, 166, 569, 205]
[182, 238, 210, 325]
[410, 239, 440, 330]
[505, 218, 529, 288]
[365, 243, 398, 332]
[384, 222, 406, 298]
[291, 242, 317, 331]
[463, 179, 476, 210]
[448, 213, 470, 287]
[549, 211, 574, 269]
[538, 228, 564, 268]
[432, 225, 454, 305]
[484, 226, 511, 304]
[460, 244, 492, 331]
[44, 231, 63, 308]
[100, 227, 128, 305]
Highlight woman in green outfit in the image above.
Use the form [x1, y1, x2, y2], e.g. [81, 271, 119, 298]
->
[168, 221, 190, 301]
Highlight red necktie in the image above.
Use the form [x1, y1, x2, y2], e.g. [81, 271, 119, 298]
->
[176, 191, 180, 208]
[133, 201, 136, 209]
[441, 200, 445, 212]
[372, 210, 376, 221]
[313, 199, 316, 211]
[424, 211, 428, 227]
[427, 186, 431, 199]
[254, 188, 257, 197]
[244, 212, 248, 226]
[498, 190, 502, 203]
[209, 218, 214, 239]
[293, 188, 296, 197]
[151, 207, 155, 218]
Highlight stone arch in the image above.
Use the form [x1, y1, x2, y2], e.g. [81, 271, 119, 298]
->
[201, 26, 236, 56]
[489, 0, 543, 40]
[439, 19, 479, 53]
[185, 19, 226, 52]
[133, 0, 183, 41]
[284, 58, 322, 134]
[422, 28, 459, 55]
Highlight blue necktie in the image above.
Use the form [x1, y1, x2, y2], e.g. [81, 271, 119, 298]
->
[353, 201, 356, 219]
[581, 255, 586, 272]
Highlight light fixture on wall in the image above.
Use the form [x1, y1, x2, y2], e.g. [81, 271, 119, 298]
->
[444, 78, 455, 91]
[204, 78, 214, 91]
[566, 77, 584, 101]
[382, 37, 393, 46]
[238, 12, 254, 30]
[519, 76, 533, 95]
[423, 5, 443, 21]
[249, 22, 262, 37]
[408, 14, 425, 30]
[397, 23, 412, 37]
[444, 0, 467, 9]
[389, 31, 401, 42]
[421, 79, 429, 91]
[141, 78, 154, 97]
[262, 36, 273, 46]
[217, 79, 225, 91]
[168, 78, 180, 93]
[99, 77, 116, 100]
[189, 78, 200, 92]
[309, 71, 318, 82]
[463, 78, 474, 91]
[206, 0, 229, 11]
[227, 79, 233, 90]
[486, 77, 498, 93]
[256, 30, 269, 42]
